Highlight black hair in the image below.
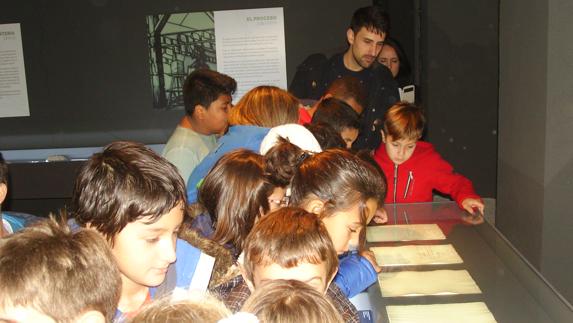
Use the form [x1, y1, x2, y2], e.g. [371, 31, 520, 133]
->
[380, 37, 412, 86]
[311, 97, 361, 133]
[350, 6, 390, 35]
[304, 123, 346, 150]
[183, 69, 237, 117]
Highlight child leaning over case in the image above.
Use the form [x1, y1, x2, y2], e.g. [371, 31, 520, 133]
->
[373, 102, 484, 214]
[212, 207, 360, 323]
[71, 141, 231, 321]
[274, 140, 386, 298]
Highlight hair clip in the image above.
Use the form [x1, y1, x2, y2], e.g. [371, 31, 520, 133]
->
[295, 151, 311, 166]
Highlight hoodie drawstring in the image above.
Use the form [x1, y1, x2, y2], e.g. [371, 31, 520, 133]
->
[403, 171, 414, 199]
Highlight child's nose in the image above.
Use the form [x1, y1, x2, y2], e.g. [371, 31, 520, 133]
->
[161, 239, 177, 264]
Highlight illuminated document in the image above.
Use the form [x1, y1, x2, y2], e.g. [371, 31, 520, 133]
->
[379, 269, 481, 297]
[367, 224, 445, 242]
[386, 302, 497, 323]
[372, 244, 463, 266]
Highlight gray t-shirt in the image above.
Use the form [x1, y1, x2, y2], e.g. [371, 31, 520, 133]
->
[162, 126, 217, 185]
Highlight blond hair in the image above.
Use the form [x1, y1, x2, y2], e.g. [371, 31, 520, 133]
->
[0, 217, 121, 322]
[228, 86, 299, 127]
[242, 207, 338, 285]
[383, 102, 426, 140]
[242, 279, 344, 323]
[129, 292, 231, 323]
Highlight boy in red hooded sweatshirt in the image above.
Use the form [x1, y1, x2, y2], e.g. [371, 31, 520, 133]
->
[373, 102, 484, 215]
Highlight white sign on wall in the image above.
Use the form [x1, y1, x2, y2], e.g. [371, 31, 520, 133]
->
[0, 23, 29, 118]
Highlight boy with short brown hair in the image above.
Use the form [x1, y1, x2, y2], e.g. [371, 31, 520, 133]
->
[212, 207, 359, 323]
[374, 102, 484, 214]
[0, 218, 121, 322]
[72, 141, 231, 320]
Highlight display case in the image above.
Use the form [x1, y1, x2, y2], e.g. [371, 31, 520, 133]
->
[356, 202, 573, 323]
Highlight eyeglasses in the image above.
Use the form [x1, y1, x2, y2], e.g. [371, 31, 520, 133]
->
[268, 196, 290, 208]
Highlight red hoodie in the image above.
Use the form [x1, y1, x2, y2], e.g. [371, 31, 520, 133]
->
[373, 141, 480, 208]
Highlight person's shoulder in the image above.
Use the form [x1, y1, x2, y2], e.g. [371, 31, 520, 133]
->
[211, 275, 251, 313]
[178, 226, 235, 288]
[221, 126, 271, 152]
[370, 63, 399, 87]
[163, 127, 202, 153]
[326, 283, 359, 323]
[410, 141, 451, 170]
[325, 52, 346, 71]
[2, 211, 41, 232]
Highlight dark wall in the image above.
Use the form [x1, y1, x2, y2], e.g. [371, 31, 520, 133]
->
[0, 0, 369, 150]
[420, 0, 499, 199]
[499, 0, 573, 304]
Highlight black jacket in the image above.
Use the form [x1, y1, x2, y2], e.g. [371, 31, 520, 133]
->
[290, 52, 399, 150]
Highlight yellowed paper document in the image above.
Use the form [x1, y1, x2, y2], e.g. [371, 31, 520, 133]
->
[372, 244, 463, 266]
[387, 302, 497, 323]
[379, 269, 481, 297]
[366, 224, 445, 242]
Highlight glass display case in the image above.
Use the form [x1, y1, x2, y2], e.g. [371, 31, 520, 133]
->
[355, 202, 573, 323]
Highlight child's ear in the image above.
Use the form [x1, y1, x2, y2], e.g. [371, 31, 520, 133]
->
[380, 131, 387, 143]
[194, 104, 207, 119]
[76, 310, 105, 323]
[306, 199, 325, 215]
[239, 263, 255, 292]
[0, 183, 7, 205]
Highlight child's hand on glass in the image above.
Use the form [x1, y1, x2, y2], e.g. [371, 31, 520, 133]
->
[461, 198, 485, 225]
[360, 249, 382, 273]
[370, 208, 388, 224]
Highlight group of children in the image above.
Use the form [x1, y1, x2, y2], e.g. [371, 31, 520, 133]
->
[0, 138, 384, 322]
[1, 9, 485, 323]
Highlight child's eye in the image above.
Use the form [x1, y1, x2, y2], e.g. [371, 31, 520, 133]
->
[145, 237, 160, 244]
[348, 227, 358, 233]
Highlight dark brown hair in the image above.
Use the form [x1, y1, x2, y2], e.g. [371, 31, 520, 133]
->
[325, 75, 367, 114]
[290, 148, 386, 224]
[304, 123, 346, 150]
[383, 102, 425, 140]
[263, 137, 306, 187]
[184, 68, 236, 117]
[72, 141, 187, 242]
[350, 6, 390, 35]
[242, 207, 338, 285]
[0, 217, 121, 322]
[242, 279, 344, 323]
[198, 149, 274, 255]
[311, 97, 361, 133]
